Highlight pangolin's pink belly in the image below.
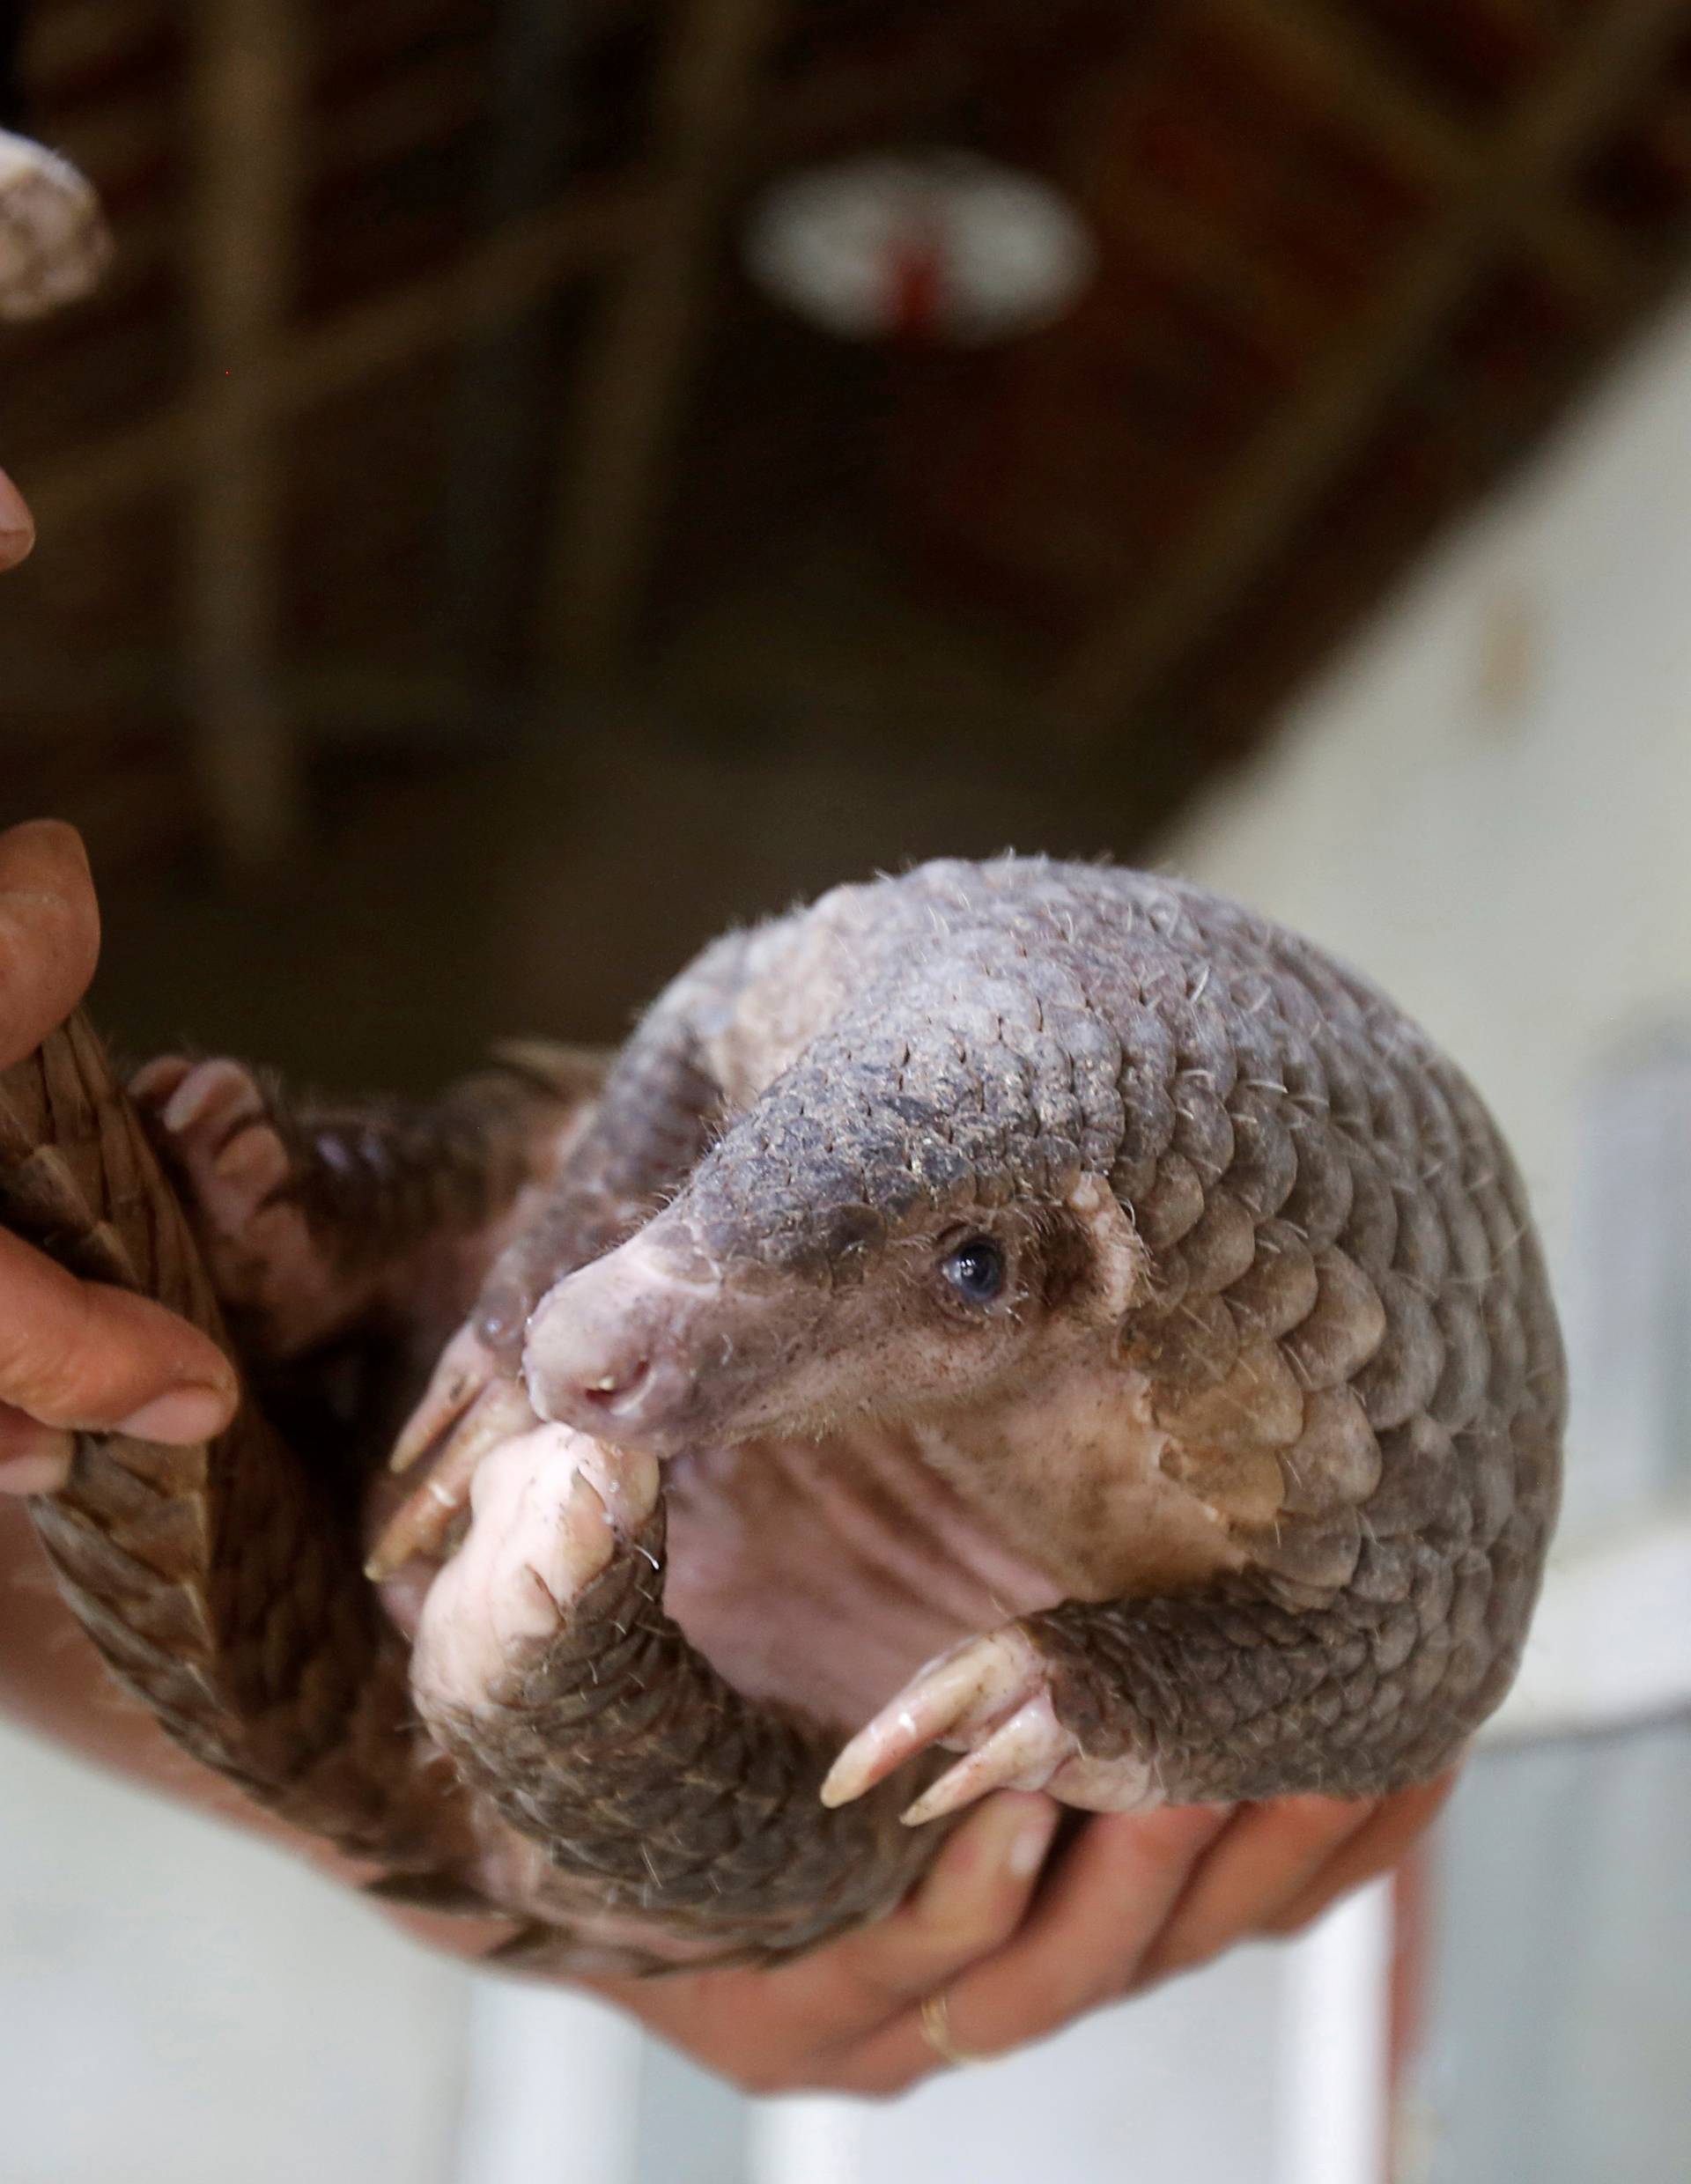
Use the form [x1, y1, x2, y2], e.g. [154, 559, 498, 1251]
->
[661, 1424, 1066, 1734]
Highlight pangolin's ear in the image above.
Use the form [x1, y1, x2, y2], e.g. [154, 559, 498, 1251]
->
[1060, 1175, 1150, 1322]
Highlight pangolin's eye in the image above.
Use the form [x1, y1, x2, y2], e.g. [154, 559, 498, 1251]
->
[941, 1236, 1007, 1305]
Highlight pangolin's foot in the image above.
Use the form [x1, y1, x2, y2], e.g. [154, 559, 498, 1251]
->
[409, 1420, 660, 1722]
[821, 1624, 1162, 1826]
[133, 1056, 356, 1356]
[367, 1322, 537, 1578]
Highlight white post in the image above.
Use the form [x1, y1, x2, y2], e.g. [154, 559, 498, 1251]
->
[748, 2095, 865, 2184]
[1277, 1877, 1395, 2184]
[453, 1979, 645, 2184]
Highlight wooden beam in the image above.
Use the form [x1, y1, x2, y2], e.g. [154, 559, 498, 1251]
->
[539, 0, 785, 672]
[1046, 0, 1691, 745]
[25, 0, 161, 92]
[186, 0, 302, 869]
[25, 0, 1038, 544]
[28, 181, 643, 530]
[1099, 177, 1341, 368]
[439, 0, 598, 676]
[312, 48, 488, 191]
[1207, 0, 1649, 306]
[4, 644, 489, 741]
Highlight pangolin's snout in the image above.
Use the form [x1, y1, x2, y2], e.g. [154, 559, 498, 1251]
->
[521, 1228, 719, 1451]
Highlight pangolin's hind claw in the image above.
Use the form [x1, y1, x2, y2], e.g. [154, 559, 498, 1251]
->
[819, 1629, 1038, 1809]
[898, 1699, 1070, 1825]
[823, 1624, 1162, 1825]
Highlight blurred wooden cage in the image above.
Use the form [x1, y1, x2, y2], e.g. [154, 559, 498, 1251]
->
[9, 0, 1691, 869]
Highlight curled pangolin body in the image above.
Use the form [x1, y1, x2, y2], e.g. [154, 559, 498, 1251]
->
[0, 860, 1565, 1964]
[0, 107, 1562, 1950]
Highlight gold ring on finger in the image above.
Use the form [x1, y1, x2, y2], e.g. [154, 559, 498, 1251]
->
[919, 1988, 986, 2069]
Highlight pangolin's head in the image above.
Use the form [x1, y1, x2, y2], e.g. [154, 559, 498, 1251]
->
[521, 1015, 1145, 1457]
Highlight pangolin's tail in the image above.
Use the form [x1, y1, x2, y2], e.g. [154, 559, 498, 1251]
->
[0, 1010, 446, 1865]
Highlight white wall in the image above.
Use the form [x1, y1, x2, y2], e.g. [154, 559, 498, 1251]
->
[0, 1721, 469, 2184]
[1163, 287, 1691, 1542]
[1162, 285, 1691, 2184]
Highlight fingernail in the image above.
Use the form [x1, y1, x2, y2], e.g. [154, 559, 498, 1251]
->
[114, 1385, 236, 1443]
[1008, 1807, 1060, 1878]
[924, 1795, 1056, 1926]
[0, 1436, 74, 1494]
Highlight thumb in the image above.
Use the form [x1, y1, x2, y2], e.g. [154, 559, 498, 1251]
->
[0, 469, 33, 572]
[0, 1226, 237, 1491]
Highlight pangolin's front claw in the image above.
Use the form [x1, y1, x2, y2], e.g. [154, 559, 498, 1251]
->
[823, 1625, 1162, 1826]
[368, 1334, 539, 1579]
[373, 1302, 539, 1581]
[409, 1423, 661, 1725]
[390, 1321, 506, 1474]
[366, 1380, 539, 1579]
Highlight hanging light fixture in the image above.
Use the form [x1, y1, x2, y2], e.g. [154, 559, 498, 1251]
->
[742, 151, 1096, 346]
[0, 129, 110, 322]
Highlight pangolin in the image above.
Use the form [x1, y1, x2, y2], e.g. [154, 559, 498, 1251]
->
[0, 857, 1564, 1972]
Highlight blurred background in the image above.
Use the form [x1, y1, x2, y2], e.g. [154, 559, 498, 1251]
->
[3, 1, 1691, 2179]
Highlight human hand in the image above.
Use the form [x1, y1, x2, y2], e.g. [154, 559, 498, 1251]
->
[0, 820, 239, 1492]
[593, 1773, 1454, 2095]
[0, 468, 33, 571]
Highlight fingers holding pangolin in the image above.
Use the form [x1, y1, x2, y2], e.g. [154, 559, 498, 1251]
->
[824, 1792, 1062, 2016]
[588, 1791, 1061, 2096]
[1252, 1772, 1458, 1940]
[841, 1804, 1235, 2092]
[1131, 1795, 1383, 1986]
[0, 823, 235, 1484]
[577, 1778, 1444, 2099]
[0, 1226, 236, 1460]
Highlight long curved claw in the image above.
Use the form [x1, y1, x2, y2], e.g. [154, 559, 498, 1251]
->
[898, 1699, 1074, 1826]
[819, 1627, 1044, 1812]
[823, 1626, 1163, 1826]
[390, 1322, 505, 1475]
[366, 1377, 539, 1580]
